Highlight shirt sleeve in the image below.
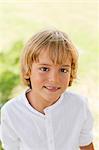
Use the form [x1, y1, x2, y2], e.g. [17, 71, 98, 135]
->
[79, 99, 93, 146]
[1, 106, 20, 150]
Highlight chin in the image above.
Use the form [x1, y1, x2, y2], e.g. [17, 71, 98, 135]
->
[45, 95, 60, 103]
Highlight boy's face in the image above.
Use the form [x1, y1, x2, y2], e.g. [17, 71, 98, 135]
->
[29, 50, 71, 106]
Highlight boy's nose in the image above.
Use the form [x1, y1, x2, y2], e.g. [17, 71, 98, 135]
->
[48, 71, 60, 82]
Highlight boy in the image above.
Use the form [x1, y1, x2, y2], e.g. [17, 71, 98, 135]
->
[1, 29, 94, 150]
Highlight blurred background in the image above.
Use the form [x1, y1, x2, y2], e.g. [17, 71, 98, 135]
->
[0, 0, 99, 149]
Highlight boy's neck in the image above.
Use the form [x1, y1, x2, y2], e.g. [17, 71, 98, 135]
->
[26, 90, 55, 115]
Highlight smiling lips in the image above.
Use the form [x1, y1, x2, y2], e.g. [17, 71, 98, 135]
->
[44, 86, 61, 92]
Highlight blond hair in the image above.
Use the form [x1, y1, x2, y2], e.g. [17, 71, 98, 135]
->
[20, 29, 78, 88]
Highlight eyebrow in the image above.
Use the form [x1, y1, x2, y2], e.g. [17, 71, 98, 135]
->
[61, 65, 71, 67]
[38, 63, 71, 67]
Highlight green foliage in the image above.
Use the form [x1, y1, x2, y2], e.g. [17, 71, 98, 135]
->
[0, 142, 3, 150]
[0, 40, 24, 105]
[0, 70, 19, 104]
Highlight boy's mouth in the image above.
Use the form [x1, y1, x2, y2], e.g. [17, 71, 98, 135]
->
[43, 86, 61, 92]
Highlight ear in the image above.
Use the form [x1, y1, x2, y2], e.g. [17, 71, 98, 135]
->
[24, 73, 30, 79]
[24, 68, 31, 79]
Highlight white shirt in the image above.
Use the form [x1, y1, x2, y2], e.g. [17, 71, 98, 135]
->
[1, 89, 93, 150]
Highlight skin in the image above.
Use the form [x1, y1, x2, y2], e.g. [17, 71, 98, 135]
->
[80, 143, 94, 150]
[26, 50, 94, 150]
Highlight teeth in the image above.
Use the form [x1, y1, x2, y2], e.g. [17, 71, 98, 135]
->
[45, 86, 59, 90]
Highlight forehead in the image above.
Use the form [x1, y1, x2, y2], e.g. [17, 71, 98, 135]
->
[37, 48, 71, 66]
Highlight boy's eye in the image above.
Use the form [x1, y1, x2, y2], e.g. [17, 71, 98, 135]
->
[61, 68, 69, 73]
[39, 67, 49, 72]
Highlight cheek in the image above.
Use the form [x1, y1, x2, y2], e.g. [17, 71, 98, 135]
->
[31, 73, 46, 84]
[60, 75, 70, 85]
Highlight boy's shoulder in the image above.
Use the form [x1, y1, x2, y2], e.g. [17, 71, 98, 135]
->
[63, 90, 88, 106]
